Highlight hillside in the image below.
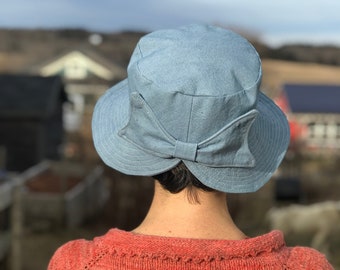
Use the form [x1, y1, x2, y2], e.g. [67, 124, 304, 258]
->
[261, 59, 340, 97]
[1, 28, 340, 74]
[0, 28, 144, 73]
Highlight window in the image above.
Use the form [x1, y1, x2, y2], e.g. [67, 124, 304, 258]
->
[308, 122, 315, 138]
[326, 124, 338, 139]
[314, 124, 326, 138]
[64, 59, 87, 80]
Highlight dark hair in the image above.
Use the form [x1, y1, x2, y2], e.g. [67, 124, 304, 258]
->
[152, 162, 214, 203]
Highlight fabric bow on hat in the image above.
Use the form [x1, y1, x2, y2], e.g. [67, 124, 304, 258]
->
[119, 92, 258, 168]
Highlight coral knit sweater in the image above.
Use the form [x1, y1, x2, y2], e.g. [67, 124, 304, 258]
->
[48, 228, 333, 270]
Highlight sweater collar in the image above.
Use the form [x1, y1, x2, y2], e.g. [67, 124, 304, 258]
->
[97, 229, 286, 261]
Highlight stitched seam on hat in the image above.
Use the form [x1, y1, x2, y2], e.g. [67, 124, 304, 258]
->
[134, 44, 157, 86]
[248, 63, 262, 91]
[246, 41, 262, 90]
[186, 95, 194, 141]
[137, 43, 143, 57]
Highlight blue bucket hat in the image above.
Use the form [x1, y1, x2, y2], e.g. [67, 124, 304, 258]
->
[92, 24, 290, 193]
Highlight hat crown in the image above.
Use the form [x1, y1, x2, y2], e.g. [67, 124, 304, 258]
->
[92, 24, 290, 193]
[128, 24, 261, 96]
[127, 24, 262, 143]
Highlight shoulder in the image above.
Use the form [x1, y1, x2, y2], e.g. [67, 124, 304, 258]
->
[48, 239, 95, 270]
[286, 246, 334, 270]
[47, 229, 124, 270]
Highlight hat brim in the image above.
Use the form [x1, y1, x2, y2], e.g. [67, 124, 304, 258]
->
[92, 79, 290, 193]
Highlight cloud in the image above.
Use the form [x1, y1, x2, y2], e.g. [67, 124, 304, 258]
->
[0, 0, 339, 46]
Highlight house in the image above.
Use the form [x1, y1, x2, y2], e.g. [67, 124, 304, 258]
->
[30, 49, 126, 160]
[28, 49, 126, 136]
[278, 83, 340, 152]
[0, 74, 67, 171]
[31, 49, 126, 112]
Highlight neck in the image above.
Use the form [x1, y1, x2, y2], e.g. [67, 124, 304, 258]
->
[132, 182, 246, 240]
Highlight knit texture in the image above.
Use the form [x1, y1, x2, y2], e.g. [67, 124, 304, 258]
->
[48, 229, 333, 269]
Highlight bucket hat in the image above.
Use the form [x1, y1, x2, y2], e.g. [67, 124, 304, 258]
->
[92, 24, 290, 193]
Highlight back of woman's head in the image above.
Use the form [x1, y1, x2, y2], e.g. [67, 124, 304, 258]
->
[152, 162, 214, 203]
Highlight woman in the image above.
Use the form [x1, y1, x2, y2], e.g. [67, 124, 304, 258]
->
[48, 24, 333, 269]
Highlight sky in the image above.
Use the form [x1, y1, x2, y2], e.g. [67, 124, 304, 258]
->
[1, 0, 340, 47]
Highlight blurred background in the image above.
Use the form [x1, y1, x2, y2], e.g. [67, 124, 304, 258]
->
[0, 0, 340, 269]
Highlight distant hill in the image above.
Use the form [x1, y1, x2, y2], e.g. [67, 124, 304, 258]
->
[0, 28, 145, 72]
[263, 44, 340, 66]
[1, 28, 340, 73]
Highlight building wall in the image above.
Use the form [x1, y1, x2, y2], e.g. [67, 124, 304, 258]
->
[293, 113, 340, 151]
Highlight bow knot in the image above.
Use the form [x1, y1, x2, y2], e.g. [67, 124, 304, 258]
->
[174, 141, 198, 162]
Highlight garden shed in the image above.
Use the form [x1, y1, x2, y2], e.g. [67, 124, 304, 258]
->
[0, 74, 67, 171]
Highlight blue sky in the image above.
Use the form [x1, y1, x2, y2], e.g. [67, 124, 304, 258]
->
[1, 0, 340, 47]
